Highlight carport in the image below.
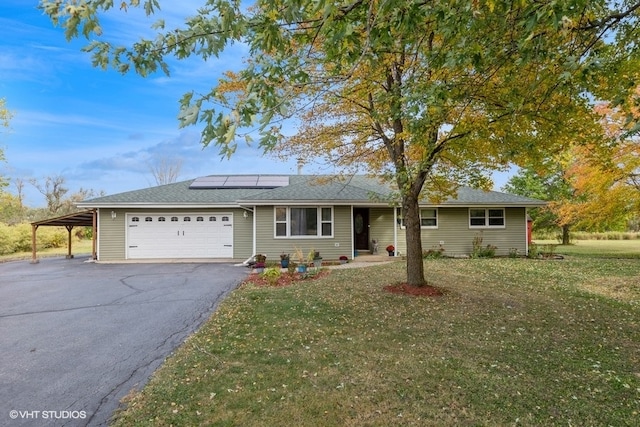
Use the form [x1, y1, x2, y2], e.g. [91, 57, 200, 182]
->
[30, 210, 97, 263]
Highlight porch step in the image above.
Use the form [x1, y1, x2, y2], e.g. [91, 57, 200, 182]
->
[353, 253, 397, 263]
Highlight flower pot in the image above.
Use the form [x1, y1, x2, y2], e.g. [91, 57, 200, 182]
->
[280, 260, 289, 268]
[313, 258, 322, 268]
[388, 251, 394, 256]
[339, 259, 347, 264]
[254, 267, 265, 273]
[297, 264, 307, 273]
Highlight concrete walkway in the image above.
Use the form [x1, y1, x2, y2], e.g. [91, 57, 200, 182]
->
[326, 254, 400, 269]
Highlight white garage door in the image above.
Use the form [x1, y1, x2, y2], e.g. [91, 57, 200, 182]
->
[127, 213, 233, 259]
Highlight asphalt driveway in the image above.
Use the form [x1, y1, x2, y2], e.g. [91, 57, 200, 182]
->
[0, 256, 247, 426]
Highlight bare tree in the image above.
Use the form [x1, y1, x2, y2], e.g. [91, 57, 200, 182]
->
[29, 175, 104, 216]
[30, 175, 68, 214]
[14, 177, 24, 210]
[148, 157, 182, 186]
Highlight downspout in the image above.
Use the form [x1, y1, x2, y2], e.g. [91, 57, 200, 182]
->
[525, 208, 529, 256]
[350, 205, 355, 258]
[393, 206, 398, 257]
[252, 205, 257, 259]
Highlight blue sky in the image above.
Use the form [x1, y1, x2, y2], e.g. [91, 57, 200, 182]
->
[0, 1, 511, 208]
[0, 0, 306, 207]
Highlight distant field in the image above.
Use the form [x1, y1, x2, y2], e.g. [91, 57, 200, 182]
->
[0, 239, 93, 262]
[534, 239, 640, 258]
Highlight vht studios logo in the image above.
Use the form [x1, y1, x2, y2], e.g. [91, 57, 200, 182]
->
[9, 410, 87, 420]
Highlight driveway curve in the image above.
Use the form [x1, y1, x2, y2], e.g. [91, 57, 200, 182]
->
[0, 256, 247, 426]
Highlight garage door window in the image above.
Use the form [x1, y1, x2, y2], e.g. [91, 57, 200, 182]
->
[184, 217, 191, 221]
[209, 216, 217, 221]
[158, 217, 166, 222]
[197, 216, 204, 221]
[131, 217, 139, 222]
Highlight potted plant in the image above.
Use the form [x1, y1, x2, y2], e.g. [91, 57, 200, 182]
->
[339, 255, 348, 264]
[386, 245, 395, 256]
[312, 250, 322, 268]
[253, 254, 267, 273]
[294, 247, 307, 273]
[253, 262, 266, 273]
[280, 253, 290, 268]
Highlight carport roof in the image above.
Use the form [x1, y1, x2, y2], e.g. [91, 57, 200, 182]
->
[31, 210, 95, 227]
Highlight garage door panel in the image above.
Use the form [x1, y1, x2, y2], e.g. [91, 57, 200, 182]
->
[126, 213, 233, 259]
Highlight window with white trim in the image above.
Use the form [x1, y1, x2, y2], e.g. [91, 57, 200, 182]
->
[274, 206, 333, 238]
[469, 208, 505, 228]
[397, 208, 438, 228]
[420, 208, 438, 228]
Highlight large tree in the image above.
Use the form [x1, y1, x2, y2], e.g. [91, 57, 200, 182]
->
[41, 0, 640, 286]
[557, 98, 640, 231]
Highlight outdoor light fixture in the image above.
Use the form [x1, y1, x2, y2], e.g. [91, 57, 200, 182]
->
[111, 211, 117, 220]
[243, 211, 248, 218]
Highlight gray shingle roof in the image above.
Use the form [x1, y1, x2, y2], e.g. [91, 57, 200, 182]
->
[78, 174, 545, 207]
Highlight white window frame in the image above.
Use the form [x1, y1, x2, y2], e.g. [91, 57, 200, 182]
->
[420, 208, 438, 229]
[397, 207, 439, 229]
[469, 208, 505, 229]
[274, 206, 334, 238]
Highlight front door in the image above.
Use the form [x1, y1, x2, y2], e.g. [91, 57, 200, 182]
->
[353, 208, 370, 251]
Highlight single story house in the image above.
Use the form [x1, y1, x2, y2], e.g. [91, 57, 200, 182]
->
[77, 174, 545, 262]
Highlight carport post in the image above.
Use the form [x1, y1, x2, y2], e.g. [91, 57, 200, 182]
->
[31, 224, 39, 264]
[65, 225, 74, 259]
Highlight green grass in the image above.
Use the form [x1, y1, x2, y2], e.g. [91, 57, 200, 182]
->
[111, 255, 640, 426]
[535, 239, 640, 258]
[0, 239, 93, 262]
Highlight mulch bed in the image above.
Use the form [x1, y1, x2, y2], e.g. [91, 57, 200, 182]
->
[383, 283, 445, 297]
[242, 269, 331, 287]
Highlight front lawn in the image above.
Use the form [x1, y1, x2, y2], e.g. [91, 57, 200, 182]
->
[111, 258, 640, 426]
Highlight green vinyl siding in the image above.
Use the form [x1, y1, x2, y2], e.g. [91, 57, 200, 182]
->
[98, 208, 126, 261]
[367, 207, 527, 257]
[421, 207, 526, 256]
[97, 205, 528, 261]
[369, 207, 398, 253]
[97, 207, 252, 261]
[255, 205, 352, 261]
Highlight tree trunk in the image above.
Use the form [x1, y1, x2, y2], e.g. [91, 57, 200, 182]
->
[403, 194, 426, 287]
[561, 225, 571, 245]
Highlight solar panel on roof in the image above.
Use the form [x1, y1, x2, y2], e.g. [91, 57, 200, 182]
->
[257, 176, 290, 187]
[189, 175, 289, 189]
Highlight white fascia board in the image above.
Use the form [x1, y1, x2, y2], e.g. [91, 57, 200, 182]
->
[77, 203, 241, 209]
[436, 202, 546, 208]
[238, 200, 393, 206]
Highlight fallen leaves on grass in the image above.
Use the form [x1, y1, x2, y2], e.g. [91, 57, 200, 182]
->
[383, 283, 445, 297]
